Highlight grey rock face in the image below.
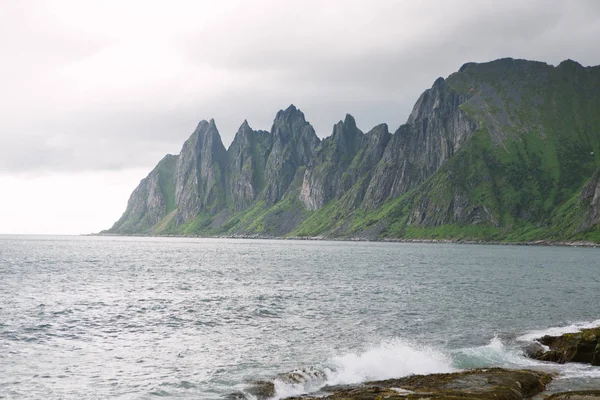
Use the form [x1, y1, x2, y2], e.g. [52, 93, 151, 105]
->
[364, 77, 477, 209]
[408, 183, 496, 228]
[579, 168, 600, 231]
[263, 105, 320, 205]
[174, 119, 227, 224]
[300, 114, 363, 210]
[339, 123, 392, 209]
[227, 120, 270, 211]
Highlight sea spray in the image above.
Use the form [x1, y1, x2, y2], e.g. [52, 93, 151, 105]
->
[516, 319, 600, 343]
[326, 338, 455, 384]
[451, 336, 541, 369]
[270, 338, 454, 399]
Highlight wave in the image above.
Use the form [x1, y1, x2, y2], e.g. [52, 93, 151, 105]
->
[271, 338, 455, 399]
[516, 319, 600, 342]
[451, 336, 540, 370]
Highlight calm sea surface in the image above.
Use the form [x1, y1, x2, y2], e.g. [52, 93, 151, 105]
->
[1, 235, 599, 399]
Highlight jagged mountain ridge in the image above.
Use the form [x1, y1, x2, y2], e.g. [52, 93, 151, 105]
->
[104, 58, 600, 242]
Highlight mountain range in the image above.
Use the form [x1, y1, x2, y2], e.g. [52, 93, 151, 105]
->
[103, 58, 600, 242]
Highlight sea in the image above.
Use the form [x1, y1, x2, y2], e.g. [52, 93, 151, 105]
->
[1, 235, 599, 399]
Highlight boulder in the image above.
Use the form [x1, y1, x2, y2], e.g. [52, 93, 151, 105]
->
[530, 327, 600, 365]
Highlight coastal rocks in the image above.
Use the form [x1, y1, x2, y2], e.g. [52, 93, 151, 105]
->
[286, 368, 552, 400]
[523, 341, 546, 359]
[529, 327, 600, 365]
[546, 391, 600, 400]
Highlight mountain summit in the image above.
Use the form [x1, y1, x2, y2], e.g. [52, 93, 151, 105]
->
[104, 59, 600, 242]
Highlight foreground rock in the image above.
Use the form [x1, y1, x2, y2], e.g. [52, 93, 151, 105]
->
[546, 391, 600, 400]
[285, 368, 552, 400]
[530, 327, 600, 365]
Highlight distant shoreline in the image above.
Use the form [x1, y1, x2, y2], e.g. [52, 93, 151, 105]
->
[91, 232, 600, 248]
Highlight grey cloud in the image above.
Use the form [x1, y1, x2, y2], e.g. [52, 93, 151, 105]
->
[1, 0, 599, 174]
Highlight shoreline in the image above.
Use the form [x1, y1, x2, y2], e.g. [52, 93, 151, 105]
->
[91, 232, 600, 248]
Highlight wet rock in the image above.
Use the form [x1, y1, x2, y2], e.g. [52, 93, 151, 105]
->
[287, 368, 552, 400]
[530, 327, 600, 365]
[546, 391, 600, 400]
[242, 380, 276, 400]
[523, 341, 546, 358]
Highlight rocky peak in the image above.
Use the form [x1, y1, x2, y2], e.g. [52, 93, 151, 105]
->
[227, 120, 271, 211]
[327, 113, 363, 159]
[274, 104, 305, 125]
[558, 59, 584, 70]
[173, 119, 227, 223]
[360, 123, 391, 160]
[232, 119, 254, 142]
[263, 105, 320, 204]
[406, 77, 448, 125]
[300, 119, 386, 211]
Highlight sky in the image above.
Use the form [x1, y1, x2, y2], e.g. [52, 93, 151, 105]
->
[1, 0, 600, 234]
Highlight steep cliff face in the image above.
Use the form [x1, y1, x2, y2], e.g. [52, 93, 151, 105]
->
[173, 119, 227, 224]
[363, 77, 478, 209]
[579, 169, 600, 231]
[104, 58, 600, 242]
[300, 114, 363, 210]
[263, 105, 320, 205]
[226, 121, 271, 211]
[338, 123, 392, 209]
[399, 58, 600, 236]
[108, 154, 177, 233]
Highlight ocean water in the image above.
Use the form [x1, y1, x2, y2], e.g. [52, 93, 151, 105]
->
[0, 235, 599, 399]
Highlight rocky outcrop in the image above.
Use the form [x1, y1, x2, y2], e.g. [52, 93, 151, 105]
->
[529, 327, 600, 365]
[247, 369, 551, 400]
[408, 181, 496, 227]
[546, 391, 600, 400]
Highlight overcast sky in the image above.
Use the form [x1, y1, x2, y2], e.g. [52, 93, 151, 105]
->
[1, 0, 599, 234]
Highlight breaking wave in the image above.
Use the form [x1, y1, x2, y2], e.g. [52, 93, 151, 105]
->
[451, 336, 540, 369]
[516, 319, 600, 342]
[269, 338, 454, 399]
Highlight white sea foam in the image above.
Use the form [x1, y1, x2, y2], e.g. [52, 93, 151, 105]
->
[452, 336, 540, 369]
[271, 338, 455, 399]
[516, 319, 600, 342]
